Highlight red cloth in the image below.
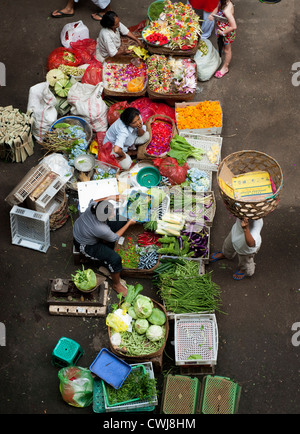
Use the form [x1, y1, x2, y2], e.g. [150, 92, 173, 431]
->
[189, 0, 219, 12]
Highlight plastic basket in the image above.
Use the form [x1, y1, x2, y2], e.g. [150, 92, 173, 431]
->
[174, 313, 218, 366]
[122, 190, 153, 223]
[102, 364, 147, 407]
[89, 348, 132, 389]
[199, 375, 242, 414]
[161, 375, 200, 414]
[103, 362, 158, 412]
[179, 132, 223, 172]
[10, 206, 50, 253]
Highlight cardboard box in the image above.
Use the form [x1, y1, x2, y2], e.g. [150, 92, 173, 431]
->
[175, 101, 223, 135]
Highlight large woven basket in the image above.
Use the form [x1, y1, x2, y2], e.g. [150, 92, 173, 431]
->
[137, 114, 178, 160]
[108, 298, 169, 360]
[217, 150, 283, 220]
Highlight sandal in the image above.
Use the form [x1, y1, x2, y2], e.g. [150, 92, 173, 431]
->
[209, 251, 224, 263]
[233, 270, 246, 280]
[51, 10, 74, 18]
[214, 70, 229, 79]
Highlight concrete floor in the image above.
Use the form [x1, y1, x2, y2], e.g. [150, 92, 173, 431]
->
[0, 0, 299, 415]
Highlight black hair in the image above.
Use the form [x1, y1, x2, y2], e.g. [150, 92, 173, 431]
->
[100, 11, 118, 29]
[120, 107, 141, 126]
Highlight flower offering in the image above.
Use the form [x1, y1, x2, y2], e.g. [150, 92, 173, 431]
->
[146, 120, 173, 156]
[103, 60, 147, 93]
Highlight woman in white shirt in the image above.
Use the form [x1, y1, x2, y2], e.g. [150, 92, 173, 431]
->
[103, 107, 149, 170]
[96, 11, 143, 63]
[209, 217, 263, 280]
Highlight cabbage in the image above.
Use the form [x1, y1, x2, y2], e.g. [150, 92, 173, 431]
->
[133, 295, 153, 319]
[135, 318, 149, 334]
[148, 308, 166, 326]
[146, 325, 164, 342]
[128, 306, 137, 319]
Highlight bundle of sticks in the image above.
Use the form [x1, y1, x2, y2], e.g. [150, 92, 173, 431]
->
[0, 105, 35, 163]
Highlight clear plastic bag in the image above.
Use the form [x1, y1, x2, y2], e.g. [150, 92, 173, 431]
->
[58, 366, 94, 408]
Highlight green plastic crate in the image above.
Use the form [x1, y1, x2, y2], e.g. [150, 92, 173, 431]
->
[161, 375, 200, 414]
[199, 375, 242, 414]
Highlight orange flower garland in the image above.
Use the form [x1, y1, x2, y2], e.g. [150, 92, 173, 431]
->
[176, 101, 222, 130]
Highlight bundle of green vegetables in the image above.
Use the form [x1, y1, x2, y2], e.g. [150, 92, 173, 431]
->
[110, 284, 167, 356]
[157, 271, 223, 314]
[167, 135, 205, 166]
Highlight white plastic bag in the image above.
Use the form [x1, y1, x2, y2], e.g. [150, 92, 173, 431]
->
[27, 82, 57, 142]
[67, 82, 108, 132]
[194, 39, 221, 82]
[60, 21, 90, 49]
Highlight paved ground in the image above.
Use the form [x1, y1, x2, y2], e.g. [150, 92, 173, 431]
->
[0, 0, 299, 415]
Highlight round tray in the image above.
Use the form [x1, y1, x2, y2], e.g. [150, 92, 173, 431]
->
[142, 26, 170, 47]
[136, 167, 161, 187]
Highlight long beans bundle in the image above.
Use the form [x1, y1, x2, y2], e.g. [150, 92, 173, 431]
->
[118, 328, 165, 356]
[158, 272, 223, 314]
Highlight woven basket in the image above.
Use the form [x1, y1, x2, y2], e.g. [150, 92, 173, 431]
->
[108, 298, 169, 360]
[217, 150, 283, 220]
[102, 56, 147, 98]
[137, 114, 178, 160]
[49, 188, 69, 231]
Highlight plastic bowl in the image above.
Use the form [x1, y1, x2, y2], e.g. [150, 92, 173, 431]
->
[136, 167, 161, 187]
[50, 116, 93, 145]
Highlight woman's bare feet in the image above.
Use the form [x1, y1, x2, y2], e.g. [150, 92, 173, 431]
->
[209, 252, 225, 262]
[113, 283, 128, 297]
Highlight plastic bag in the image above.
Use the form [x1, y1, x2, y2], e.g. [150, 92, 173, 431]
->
[47, 47, 81, 71]
[97, 140, 121, 169]
[107, 101, 130, 125]
[194, 39, 221, 82]
[129, 97, 156, 123]
[106, 313, 129, 332]
[154, 157, 189, 185]
[70, 38, 97, 64]
[81, 60, 103, 86]
[58, 366, 94, 408]
[60, 21, 90, 48]
[67, 82, 108, 132]
[27, 82, 57, 142]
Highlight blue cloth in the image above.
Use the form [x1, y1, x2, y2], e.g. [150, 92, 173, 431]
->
[103, 117, 145, 153]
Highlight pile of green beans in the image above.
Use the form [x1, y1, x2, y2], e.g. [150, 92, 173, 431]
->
[158, 272, 223, 314]
[119, 328, 165, 356]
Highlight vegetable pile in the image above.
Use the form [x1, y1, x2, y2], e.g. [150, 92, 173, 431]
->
[167, 135, 205, 166]
[108, 285, 167, 356]
[71, 265, 97, 291]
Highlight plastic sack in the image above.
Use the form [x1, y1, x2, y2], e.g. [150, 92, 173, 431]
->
[97, 140, 121, 169]
[194, 39, 221, 82]
[67, 82, 108, 132]
[60, 21, 90, 49]
[47, 47, 81, 71]
[107, 101, 130, 125]
[154, 157, 189, 185]
[27, 82, 57, 142]
[129, 97, 156, 123]
[58, 366, 94, 408]
[81, 60, 103, 85]
[106, 313, 129, 332]
[70, 38, 97, 64]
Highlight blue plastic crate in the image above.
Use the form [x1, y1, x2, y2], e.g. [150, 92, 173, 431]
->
[89, 348, 132, 389]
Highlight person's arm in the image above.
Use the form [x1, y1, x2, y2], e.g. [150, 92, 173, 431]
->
[218, 6, 237, 36]
[208, 6, 219, 20]
[241, 218, 256, 248]
[135, 116, 145, 137]
[126, 30, 143, 47]
[94, 195, 120, 203]
[116, 219, 136, 237]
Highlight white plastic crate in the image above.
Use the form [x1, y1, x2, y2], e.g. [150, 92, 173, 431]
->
[175, 101, 223, 136]
[174, 313, 218, 366]
[179, 133, 223, 172]
[10, 206, 50, 253]
[103, 362, 158, 412]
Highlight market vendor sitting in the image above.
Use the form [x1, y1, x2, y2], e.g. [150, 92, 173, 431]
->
[73, 195, 136, 296]
[96, 11, 143, 63]
[103, 107, 150, 170]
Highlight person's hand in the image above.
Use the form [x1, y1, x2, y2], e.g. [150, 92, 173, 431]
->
[241, 217, 249, 230]
[208, 14, 214, 21]
[217, 29, 225, 36]
[128, 219, 137, 226]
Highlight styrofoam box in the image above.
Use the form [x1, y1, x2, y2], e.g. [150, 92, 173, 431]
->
[175, 101, 223, 135]
[179, 133, 223, 172]
[174, 313, 219, 366]
[10, 206, 50, 253]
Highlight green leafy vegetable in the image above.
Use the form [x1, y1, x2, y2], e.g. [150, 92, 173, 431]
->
[167, 135, 205, 166]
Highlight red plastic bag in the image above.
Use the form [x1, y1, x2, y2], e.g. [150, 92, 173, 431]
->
[81, 60, 103, 85]
[107, 101, 130, 126]
[70, 38, 97, 64]
[47, 47, 81, 71]
[129, 97, 156, 123]
[128, 20, 147, 33]
[154, 157, 189, 185]
[155, 103, 176, 121]
[97, 136, 121, 169]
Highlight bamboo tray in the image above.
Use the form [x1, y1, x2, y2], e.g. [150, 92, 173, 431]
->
[147, 37, 200, 57]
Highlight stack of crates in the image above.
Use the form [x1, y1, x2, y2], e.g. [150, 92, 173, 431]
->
[5, 162, 67, 253]
[161, 375, 200, 414]
[93, 362, 158, 413]
[199, 375, 242, 414]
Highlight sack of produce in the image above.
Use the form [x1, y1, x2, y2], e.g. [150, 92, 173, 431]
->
[70, 38, 97, 64]
[60, 21, 90, 49]
[27, 82, 57, 142]
[81, 60, 103, 86]
[67, 82, 108, 132]
[58, 366, 94, 408]
[194, 40, 221, 82]
[47, 47, 81, 71]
